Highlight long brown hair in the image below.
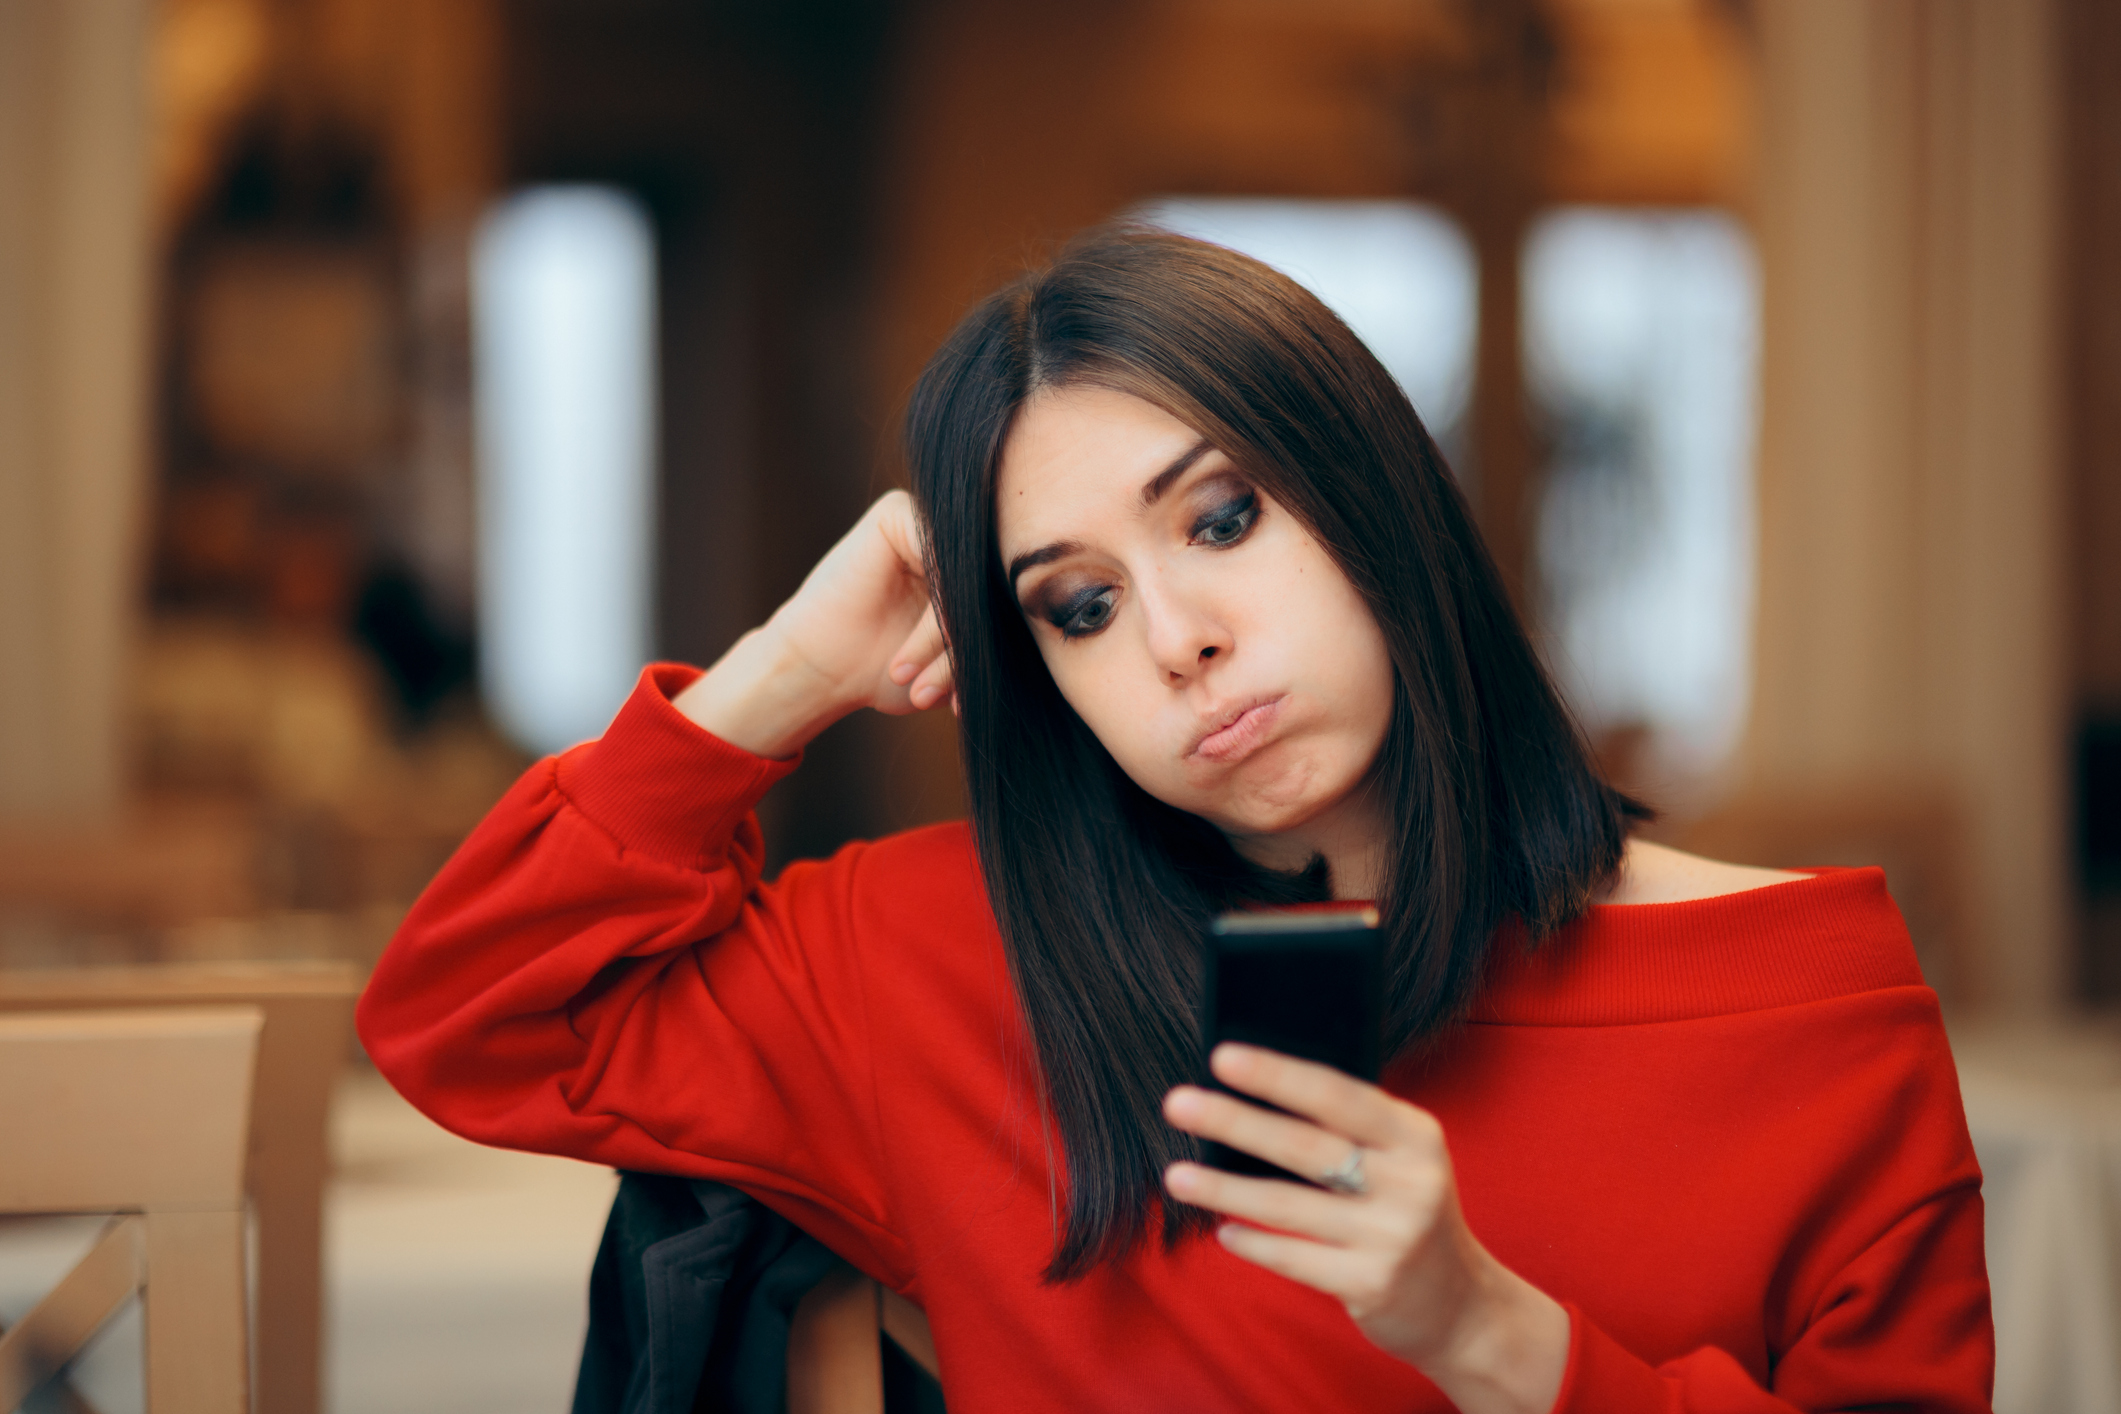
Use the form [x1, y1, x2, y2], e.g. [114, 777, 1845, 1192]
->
[904, 227, 1642, 1280]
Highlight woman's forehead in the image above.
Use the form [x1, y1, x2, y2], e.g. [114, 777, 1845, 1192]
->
[995, 387, 1212, 552]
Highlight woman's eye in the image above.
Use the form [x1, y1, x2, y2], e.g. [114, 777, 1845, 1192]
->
[1191, 494, 1259, 548]
[1053, 588, 1117, 639]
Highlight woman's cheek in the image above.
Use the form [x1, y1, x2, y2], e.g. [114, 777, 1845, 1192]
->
[1091, 715, 1177, 798]
[1042, 642, 1206, 810]
[1047, 659, 1136, 761]
[1071, 697, 1195, 809]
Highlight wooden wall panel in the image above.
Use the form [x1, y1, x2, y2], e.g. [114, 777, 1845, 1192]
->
[0, 0, 154, 821]
[1744, 0, 2067, 1014]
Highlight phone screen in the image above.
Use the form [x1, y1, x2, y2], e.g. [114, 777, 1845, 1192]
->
[1197, 906, 1383, 1181]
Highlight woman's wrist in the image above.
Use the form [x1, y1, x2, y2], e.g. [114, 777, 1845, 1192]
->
[669, 623, 858, 760]
[1419, 1255, 1572, 1414]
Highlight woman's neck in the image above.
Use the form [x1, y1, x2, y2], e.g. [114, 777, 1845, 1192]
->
[1226, 784, 1392, 902]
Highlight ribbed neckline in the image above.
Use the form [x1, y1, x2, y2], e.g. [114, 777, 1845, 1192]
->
[1468, 866, 1927, 1027]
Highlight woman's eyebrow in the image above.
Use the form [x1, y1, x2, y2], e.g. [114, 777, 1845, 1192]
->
[1007, 438, 1215, 589]
[1139, 438, 1213, 506]
[1008, 539, 1084, 589]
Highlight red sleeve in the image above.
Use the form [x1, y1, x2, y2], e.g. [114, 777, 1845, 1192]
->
[356, 664, 913, 1286]
[1554, 1184, 1994, 1412]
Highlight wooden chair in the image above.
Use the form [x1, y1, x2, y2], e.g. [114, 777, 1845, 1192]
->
[0, 1007, 262, 1413]
[0, 962, 360, 1414]
[787, 1263, 941, 1414]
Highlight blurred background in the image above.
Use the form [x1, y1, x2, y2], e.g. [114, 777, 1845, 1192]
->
[0, 0, 2118, 1409]
[4, 0, 2117, 1017]
[1, 0, 2115, 1014]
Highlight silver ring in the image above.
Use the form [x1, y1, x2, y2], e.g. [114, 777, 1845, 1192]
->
[1318, 1145, 1367, 1196]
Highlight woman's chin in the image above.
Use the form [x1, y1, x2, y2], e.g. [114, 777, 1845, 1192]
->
[1144, 745, 1365, 845]
[1197, 757, 1384, 853]
[1198, 786, 1345, 850]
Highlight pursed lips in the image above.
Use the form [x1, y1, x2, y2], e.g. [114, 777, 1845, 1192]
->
[1186, 696, 1285, 765]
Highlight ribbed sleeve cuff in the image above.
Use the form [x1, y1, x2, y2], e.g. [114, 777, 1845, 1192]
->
[1549, 1304, 1673, 1413]
[555, 663, 801, 869]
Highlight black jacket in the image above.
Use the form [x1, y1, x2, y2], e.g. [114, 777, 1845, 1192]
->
[571, 1173, 944, 1414]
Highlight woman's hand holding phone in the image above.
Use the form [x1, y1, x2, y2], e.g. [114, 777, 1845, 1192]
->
[674, 491, 956, 758]
[1162, 1046, 1570, 1414]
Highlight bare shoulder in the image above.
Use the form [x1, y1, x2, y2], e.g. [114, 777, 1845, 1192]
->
[1599, 838, 1808, 906]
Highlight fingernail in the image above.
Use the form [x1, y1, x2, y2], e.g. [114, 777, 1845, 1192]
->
[911, 684, 937, 708]
[1163, 1086, 1203, 1121]
[1163, 1163, 1200, 1195]
[890, 661, 916, 685]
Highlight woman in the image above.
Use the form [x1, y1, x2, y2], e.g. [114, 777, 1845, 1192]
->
[358, 230, 1991, 1412]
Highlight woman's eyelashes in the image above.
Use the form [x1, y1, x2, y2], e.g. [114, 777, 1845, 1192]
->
[1189, 491, 1260, 548]
[1034, 490, 1259, 641]
[1050, 584, 1118, 639]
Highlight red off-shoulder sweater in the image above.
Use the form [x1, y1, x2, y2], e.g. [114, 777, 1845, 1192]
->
[358, 665, 1994, 1413]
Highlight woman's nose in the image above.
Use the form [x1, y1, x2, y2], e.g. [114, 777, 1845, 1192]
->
[1139, 579, 1232, 685]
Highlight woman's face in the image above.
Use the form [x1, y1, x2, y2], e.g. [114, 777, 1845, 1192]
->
[995, 385, 1396, 867]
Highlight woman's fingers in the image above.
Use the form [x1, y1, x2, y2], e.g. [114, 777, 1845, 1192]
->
[1162, 1049, 1453, 1260]
[1212, 1222, 1382, 1305]
[888, 604, 945, 682]
[864, 493, 954, 713]
[1208, 1044, 1430, 1154]
[909, 652, 955, 709]
[872, 487, 930, 578]
[1162, 1161, 1372, 1244]
[1164, 1084, 1367, 1188]
[1163, 1048, 1549, 1388]
[885, 604, 953, 711]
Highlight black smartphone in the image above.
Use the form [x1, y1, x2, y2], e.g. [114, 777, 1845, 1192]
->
[1197, 906, 1383, 1182]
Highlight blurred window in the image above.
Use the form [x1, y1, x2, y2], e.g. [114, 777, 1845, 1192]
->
[1523, 208, 1760, 780]
[1132, 198, 1479, 453]
[472, 186, 657, 756]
